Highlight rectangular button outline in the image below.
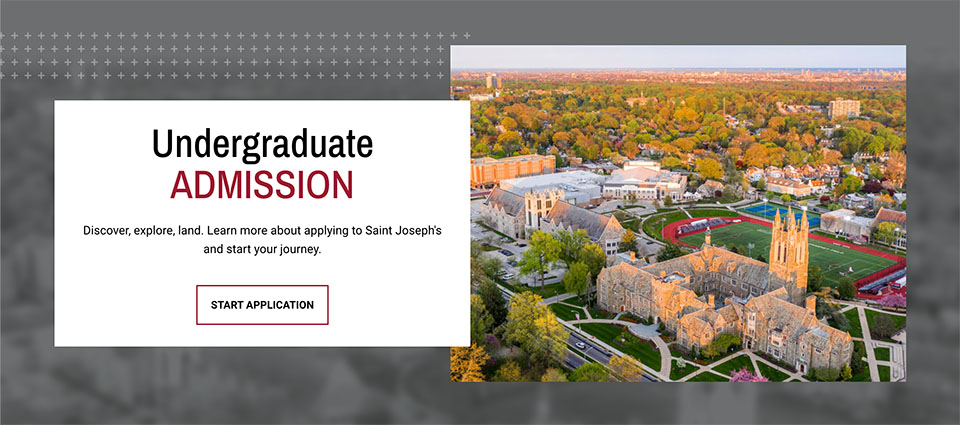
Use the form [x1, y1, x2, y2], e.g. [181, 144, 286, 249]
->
[196, 285, 330, 325]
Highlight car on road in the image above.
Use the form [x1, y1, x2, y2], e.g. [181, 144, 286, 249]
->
[575, 342, 587, 349]
[500, 249, 514, 256]
[502, 273, 514, 280]
[516, 242, 527, 247]
[507, 259, 518, 267]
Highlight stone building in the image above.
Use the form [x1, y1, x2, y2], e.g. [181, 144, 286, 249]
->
[481, 187, 625, 254]
[538, 198, 625, 255]
[596, 208, 852, 372]
[479, 187, 525, 239]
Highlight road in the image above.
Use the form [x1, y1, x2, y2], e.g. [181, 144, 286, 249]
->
[566, 331, 657, 382]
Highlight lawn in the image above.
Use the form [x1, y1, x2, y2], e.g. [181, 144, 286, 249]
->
[670, 361, 698, 381]
[864, 309, 906, 341]
[475, 221, 516, 242]
[686, 371, 729, 382]
[874, 346, 891, 362]
[712, 354, 755, 376]
[844, 309, 864, 338]
[756, 362, 790, 382]
[813, 231, 907, 258]
[549, 303, 586, 322]
[686, 208, 743, 218]
[620, 217, 641, 233]
[642, 210, 690, 240]
[853, 340, 866, 358]
[680, 221, 897, 286]
[579, 323, 661, 370]
[516, 281, 569, 299]
[878, 365, 891, 382]
[588, 308, 615, 320]
[850, 366, 871, 382]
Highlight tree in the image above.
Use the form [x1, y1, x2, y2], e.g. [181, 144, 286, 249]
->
[695, 158, 724, 180]
[470, 294, 494, 345]
[479, 255, 504, 280]
[664, 196, 674, 207]
[450, 344, 489, 382]
[884, 151, 906, 188]
[579, 243, 606, 282]
[779, 193, 791, 203]
[619, 229, 639, 253]
[807, 265, 824, 292]
[841, 364, 853, 381]
[768, 116, 786, 132]
[874, 221, 899, 247]
[570, 363, 610, 382]
[504, 292, 569, 369]
[662, 156, 683, 169]
[813, 367, 840, 382]
[657, 240, 687, 262]
[730, 368, 769, 382]
[874, 194, 895, 209]
[608, 355, 644, 382]
[518, 230, 561, 287]
[556, 229, 590, 269]
[837, 276, 857, 300]
[492, 360, 526, 382]
[500, 116, 518, 131]
[563, 261, 591, 300]
[702, 333, 741, 358]
[871, 314, 898, 339]
[835, 175, 863, 195]
[756, 177, 766, 191]
[477, 278, 508, 327]
[744, 143, 769, 168]
[878, 293, 906, 308]
[540, 368, 568, 382]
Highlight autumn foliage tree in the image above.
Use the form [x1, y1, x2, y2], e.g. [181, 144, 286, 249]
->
[450, 344, 489, 382]
[884, 150, 906, 188]
[608, 355, 644, 382]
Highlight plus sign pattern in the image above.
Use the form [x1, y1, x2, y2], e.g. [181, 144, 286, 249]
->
[0, 31, 471, 81]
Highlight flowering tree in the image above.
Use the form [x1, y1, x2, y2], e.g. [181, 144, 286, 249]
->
[877, 293, 906, 308]
[729, 367, 769, 382]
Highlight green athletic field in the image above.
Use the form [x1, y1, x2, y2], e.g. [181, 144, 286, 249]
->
[679, 221, 897, 287]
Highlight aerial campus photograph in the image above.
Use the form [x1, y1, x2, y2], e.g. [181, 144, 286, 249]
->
[452, 46, 907, 383]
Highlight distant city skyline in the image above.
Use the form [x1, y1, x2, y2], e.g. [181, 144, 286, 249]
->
[451, 46, 906, 70]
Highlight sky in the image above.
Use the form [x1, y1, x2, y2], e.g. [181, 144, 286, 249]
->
[450, 46, 906, 70]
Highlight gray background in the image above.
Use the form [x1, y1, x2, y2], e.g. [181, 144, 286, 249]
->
[1, 1, 958, 424]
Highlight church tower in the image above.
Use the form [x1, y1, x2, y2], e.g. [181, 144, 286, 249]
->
[703, 227, 711, 247]
[768, 207, 809, 303]
[525, 189, 564, 231]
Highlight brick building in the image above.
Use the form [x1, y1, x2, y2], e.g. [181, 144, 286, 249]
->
[470, 154, 555, 187]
